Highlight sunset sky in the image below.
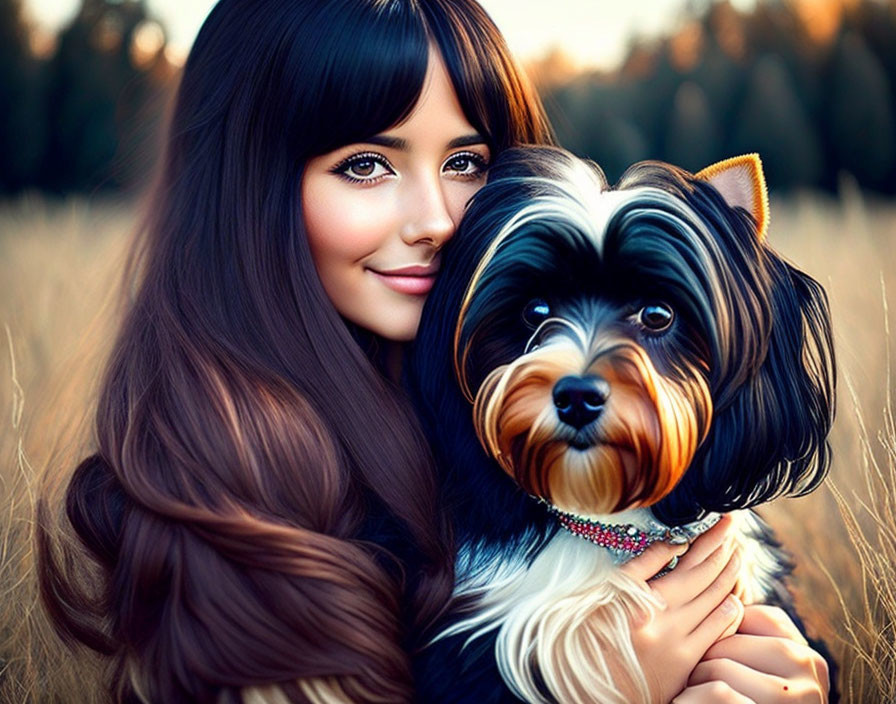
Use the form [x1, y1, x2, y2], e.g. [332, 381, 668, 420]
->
[21, 0, 759, 70]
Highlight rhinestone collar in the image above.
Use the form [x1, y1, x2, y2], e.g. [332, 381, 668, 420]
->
[544, 502, 721, 564]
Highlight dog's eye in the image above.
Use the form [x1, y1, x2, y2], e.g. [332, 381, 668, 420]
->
[523, 299, 551, 328]
[636, 303, 674, 332]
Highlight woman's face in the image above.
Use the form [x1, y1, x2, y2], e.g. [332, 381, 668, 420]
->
[302, 48, 491, 342]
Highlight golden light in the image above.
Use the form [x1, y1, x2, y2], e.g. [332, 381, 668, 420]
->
[621, 46, 657, 79]
[669, 20, 704, 72]
[163, 44, 188, 67]
[711, 3, 746, 61]
[790, 0, 844, 46]
[130, 20, 166, 69]
[91, 13, 123, 53]
[525, 48, 579, 88]
[28, 26, 57, 59]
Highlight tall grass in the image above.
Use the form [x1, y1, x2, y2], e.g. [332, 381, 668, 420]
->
[755, 181, 896, 703]
[0, 196, 132, 702]
[1, 186, 895, 701]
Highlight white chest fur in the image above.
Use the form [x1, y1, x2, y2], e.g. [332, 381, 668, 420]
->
[435, 510, 786, 704]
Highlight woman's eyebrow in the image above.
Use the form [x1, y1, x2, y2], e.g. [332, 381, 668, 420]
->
[361, 133, 486, 150]
[447, 134, 487, 148]
[364, 135, 407, 149]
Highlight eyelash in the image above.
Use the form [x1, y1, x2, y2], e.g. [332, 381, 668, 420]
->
[330, 150, 490, 184]
[444, 151, 490, 180]
[330, 152, 393, 184]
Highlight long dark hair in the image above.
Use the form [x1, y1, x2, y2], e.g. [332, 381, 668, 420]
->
[36, 1, 553, 701]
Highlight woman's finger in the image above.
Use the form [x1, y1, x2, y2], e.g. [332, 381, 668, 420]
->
[620, 539, 689, 584]
[687, 593, 744, 655]
[738, 604, 808, 645]
[703, 634, 830, 696]
[653, 539, 739, 611]
[682, 546, 742, 628]
[673, 681, 755, 704]
[675, 513, 736, 569]
[689, 655, 826, 702]
[621, 514, 736, 588]
[690, 657, 782, 696]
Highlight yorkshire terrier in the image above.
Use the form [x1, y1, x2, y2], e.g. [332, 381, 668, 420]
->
[408, 146, 835, 703]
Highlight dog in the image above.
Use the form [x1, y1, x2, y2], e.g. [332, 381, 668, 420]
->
[407, 146, 835, 703]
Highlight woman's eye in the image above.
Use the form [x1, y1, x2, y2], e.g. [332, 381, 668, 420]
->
[635, 303, 674, 333]
[332, 153, 393, 183]
[522, 298, 551, 328]
[443, 151, 488, 179]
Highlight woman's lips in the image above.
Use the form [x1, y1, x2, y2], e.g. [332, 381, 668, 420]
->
[369, 263, 439, 296]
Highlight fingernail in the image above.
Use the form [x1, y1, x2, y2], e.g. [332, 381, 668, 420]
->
[721, 595, 740, 615]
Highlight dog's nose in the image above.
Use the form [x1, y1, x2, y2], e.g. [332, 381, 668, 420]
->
[553, 375, 609, 430]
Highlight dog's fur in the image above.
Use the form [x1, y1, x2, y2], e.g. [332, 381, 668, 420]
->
[408, 146, 835, 703]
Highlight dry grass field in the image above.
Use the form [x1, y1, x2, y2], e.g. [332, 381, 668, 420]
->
[1, 185, 895, 702]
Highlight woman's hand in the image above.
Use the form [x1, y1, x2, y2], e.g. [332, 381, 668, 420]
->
[677, 604, 830, 703]
[618, 514, 744, 703]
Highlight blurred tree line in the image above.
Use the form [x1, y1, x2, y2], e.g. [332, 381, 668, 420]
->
[0, 0, 174, 195]
[534, 0, 896, 193]
[2, 0, 896, 194]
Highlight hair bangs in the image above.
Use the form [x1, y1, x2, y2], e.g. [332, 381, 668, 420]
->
[290, 1, 431, 157]
[420, 0, 554, 150]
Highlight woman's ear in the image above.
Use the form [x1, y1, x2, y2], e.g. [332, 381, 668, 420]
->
[696, 154, 770, 241]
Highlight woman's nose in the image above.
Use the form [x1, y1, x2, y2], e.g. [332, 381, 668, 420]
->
[400, 175, 455, 247]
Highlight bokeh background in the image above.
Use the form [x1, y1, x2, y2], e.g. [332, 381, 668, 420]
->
[2, 0, 896, 701]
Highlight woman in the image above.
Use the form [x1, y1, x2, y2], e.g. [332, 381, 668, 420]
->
[37, 0, 828, 702]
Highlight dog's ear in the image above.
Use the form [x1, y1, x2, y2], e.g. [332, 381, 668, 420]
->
[654, 254, 835, 525]
[696, 154, 769, 241]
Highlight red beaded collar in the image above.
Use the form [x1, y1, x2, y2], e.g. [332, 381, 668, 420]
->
[543, 502, 721, 564]
[553, 511, 655, 556]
